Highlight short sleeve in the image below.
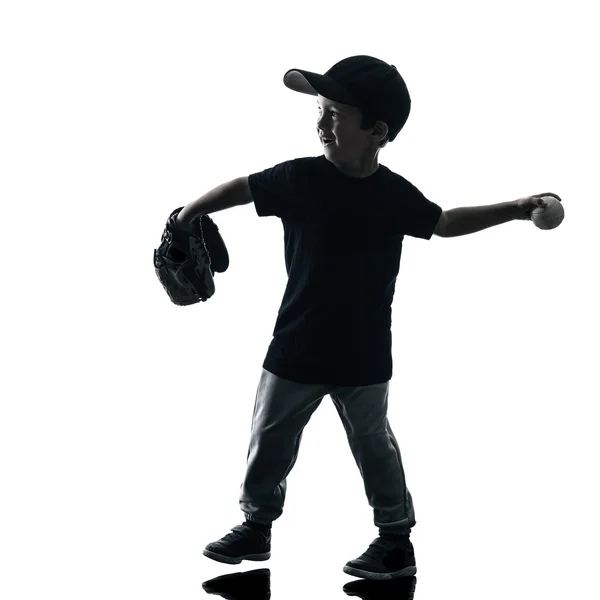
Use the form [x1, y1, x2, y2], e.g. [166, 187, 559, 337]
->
[397, 180, 443, 239]
[248, 160, 296, 219]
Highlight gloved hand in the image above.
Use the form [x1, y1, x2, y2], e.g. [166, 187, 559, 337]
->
[153, 207, 229, 306]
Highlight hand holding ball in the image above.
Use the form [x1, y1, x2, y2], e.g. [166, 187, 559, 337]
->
[531, 194, 564, 230]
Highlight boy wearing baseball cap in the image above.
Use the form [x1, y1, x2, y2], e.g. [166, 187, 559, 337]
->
[176, 55, 549, 580]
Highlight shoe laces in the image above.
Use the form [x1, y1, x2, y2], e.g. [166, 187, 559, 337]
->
[365, 537, 411, 557]
[226, 525, 268, 541]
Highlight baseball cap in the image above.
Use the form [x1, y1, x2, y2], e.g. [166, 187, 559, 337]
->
[283, 55, 411, 142]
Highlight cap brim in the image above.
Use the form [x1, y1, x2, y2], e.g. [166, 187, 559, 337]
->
[283, 69, 361, 107]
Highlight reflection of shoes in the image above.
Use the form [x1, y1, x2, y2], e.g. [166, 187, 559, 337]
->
[343, 575, 417, 599]
[203, 524, 271, 565]
[202, 568, 271, 600]
[343, 536, 417, 580]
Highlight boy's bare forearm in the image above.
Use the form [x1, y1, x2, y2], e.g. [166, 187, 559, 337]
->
[444, 201, 522, 237]
[176, 178, 250, 228]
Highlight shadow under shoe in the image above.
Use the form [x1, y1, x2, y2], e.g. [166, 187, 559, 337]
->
[202, 568, 271, 600]
[343, 575, 417, 600]
[203, 524, 271, 565]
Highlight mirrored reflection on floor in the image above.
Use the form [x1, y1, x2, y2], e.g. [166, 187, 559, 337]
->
[202, 568, 417, 600]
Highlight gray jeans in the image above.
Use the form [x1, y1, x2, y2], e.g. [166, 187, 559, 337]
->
[239, 368, 416, 535]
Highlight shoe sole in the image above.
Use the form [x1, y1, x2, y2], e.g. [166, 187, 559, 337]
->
[343, 564, 417, 580]
[202, 548, 271, 565]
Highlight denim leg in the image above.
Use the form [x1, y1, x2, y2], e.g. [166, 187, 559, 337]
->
[330, 381, 416, 535]
[239, 368, 331, 524]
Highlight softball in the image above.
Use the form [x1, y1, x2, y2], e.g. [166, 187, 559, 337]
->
[531, 195, 564, 230]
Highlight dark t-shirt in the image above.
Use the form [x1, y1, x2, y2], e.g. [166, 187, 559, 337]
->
[248, 154, 442, 386]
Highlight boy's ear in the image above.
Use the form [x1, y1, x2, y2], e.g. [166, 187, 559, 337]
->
[373, 121, 389, 142]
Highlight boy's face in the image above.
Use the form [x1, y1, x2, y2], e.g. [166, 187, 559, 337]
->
[316, 94, 387, 176]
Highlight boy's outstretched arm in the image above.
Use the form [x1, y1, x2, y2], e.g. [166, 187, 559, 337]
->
[435, 193, 557, 237]
[176, 177, 254, 229]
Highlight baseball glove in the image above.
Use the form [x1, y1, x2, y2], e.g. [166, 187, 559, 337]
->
[153, 207, 229, 306]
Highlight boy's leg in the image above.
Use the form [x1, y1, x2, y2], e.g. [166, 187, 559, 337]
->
[239, 368, 332, 524]
[330, 381, 415, 535]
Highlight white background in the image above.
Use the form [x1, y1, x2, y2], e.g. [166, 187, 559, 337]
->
[1, 1, 599, 598]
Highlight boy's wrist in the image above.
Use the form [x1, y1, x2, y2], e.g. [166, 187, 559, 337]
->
[175, 209, 194, 232]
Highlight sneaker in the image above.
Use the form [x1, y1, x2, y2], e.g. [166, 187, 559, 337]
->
[343, 536, 416, 581]
[203, 524, 271, 565]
